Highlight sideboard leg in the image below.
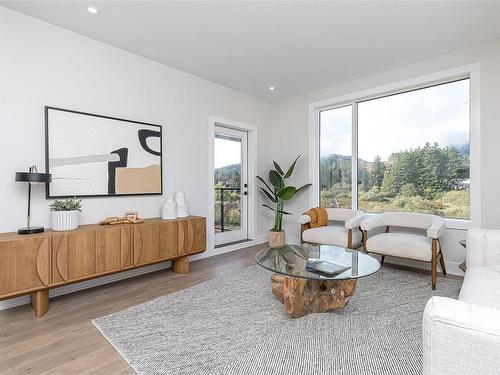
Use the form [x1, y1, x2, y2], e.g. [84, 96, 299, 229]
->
[31, 289, 49, 318]
[172, 256, 189, 274]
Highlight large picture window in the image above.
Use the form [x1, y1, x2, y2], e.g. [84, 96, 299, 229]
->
[319, 105, 352, 208]
[319, 78, 470, 219]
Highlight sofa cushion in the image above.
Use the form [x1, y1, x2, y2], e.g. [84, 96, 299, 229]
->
[302, 225, 362, 247]
[366, 232, 432, 261]
[459, 266, 500, 310]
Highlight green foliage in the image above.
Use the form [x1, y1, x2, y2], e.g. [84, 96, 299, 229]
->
[370, 155, 386, 187]
[49, 197, 82, 212]
[320, 142, 470, 219]
[214, 182, 242, 231]
[379, 143, 468, 198]
[269, 170, 284, 189]
[319, 154, 352, 208]
[228, 208, 240, 225]
[400, 183, 418, 197]
[257, 155, 311, 231]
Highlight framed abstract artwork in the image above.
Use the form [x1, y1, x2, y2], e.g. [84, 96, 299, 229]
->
[45, 106, 163, 198]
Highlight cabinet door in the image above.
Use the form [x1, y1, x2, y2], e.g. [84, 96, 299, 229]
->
[177, 219, 194, 255]
[176, 217, 207, 255]
[0, 237, 50, 296]
[133, 224, 160, 266]
[160, 221, 178, 260]
[190, 217, 207, 254]
[96, 227, 132, 273]
[52, 231, 96, 282]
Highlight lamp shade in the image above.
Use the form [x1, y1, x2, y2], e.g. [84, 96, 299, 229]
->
[15, 172, 52, 183]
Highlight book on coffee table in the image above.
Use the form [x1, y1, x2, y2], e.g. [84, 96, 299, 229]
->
[306, 258, 351, 276]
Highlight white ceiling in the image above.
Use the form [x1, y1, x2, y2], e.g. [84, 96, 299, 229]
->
[3, 1, 500, 101]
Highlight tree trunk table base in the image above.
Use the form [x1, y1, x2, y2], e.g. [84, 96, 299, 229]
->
[271, 274, 357, 318]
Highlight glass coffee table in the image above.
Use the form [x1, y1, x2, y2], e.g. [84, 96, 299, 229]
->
[255, 244, 380, 318]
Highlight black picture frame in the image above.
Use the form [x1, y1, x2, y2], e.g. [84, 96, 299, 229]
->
[45, 106, 163, 199]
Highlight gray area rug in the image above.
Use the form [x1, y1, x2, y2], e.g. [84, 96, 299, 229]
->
[92, 265, 461, 375]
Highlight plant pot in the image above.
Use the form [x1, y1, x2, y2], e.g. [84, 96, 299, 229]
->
[52, 210, 79, 231]
[268, 230, 285, 248]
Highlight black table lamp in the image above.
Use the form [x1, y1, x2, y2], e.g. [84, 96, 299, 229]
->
[15, 165, 52, 234]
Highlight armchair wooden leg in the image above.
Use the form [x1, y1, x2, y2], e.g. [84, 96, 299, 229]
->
[347, 229, 353, 249]
[380, 255, 385, 265]
[431, 239, 438, 290]
[439, 252, 447, 276]
[362, 231, 368, 253]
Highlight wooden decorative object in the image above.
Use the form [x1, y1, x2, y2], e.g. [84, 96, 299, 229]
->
[99, 212, 144, 225]
[0, 216, 206, 318]
[271, 274, 357, 318]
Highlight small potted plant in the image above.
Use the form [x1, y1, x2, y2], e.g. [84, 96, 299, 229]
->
[49, 197, 82, 231]
[257, 155, 311, 247]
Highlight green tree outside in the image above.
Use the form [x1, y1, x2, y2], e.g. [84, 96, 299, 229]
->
[320, 143, 469, 219]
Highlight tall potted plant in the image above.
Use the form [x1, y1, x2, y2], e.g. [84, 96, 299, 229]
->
[257, 155, 311, 247]
[50, 197, 82, 231]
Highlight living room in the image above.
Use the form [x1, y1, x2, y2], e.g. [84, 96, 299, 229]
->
[1, 1, 500, 374]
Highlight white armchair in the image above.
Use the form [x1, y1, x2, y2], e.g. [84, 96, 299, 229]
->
[360, 212, 446, 289]
[423, 228, 500, 375]
[299, 208, 365, 249]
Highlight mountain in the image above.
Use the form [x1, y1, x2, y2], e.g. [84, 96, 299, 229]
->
[215, 164, 241, 187]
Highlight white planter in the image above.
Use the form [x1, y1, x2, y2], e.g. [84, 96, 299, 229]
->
[52, 210, 79, 231]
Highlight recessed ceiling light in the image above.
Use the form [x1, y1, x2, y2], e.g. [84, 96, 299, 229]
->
[87, 6, 98, 14]
[269, 86, 275, 91]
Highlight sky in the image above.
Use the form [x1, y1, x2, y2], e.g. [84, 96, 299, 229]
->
[320, 79, 470, 162]
[214, 136, 241, 168]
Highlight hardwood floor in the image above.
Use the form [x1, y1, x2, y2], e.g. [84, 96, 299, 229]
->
[0, 244, 265, 375]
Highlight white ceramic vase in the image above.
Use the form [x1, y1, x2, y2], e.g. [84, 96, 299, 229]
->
[52, 210, 79, 231]
[174, 192, 189, 217]
[174, 192, 186, 205]
[162, 201, 177, 220]
[177, 204, 189, 217]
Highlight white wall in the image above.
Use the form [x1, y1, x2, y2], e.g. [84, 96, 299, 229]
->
[0, 7, 270, 237]
[0, 7, 273, 310]
[262, 38, 500, 272]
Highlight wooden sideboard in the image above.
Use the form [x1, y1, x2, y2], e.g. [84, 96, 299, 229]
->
[0, 216, 206, 317]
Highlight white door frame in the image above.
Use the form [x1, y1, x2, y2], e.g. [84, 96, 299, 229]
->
[208, 116, 257, 250]
[214, 125, 248, 245]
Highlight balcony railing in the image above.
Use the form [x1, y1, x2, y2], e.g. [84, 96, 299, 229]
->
[214, 187, 240, 232]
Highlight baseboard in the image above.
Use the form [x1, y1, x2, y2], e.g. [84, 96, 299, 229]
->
[190, 236, 268, 262]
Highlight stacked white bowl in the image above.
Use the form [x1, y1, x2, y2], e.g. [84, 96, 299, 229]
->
[161, 194, 177, 219]
[175, 192, 189, 217]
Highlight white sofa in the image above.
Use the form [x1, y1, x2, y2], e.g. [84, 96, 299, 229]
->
[298, 208, 365, 249]
[423, 228, 500, 375]
[360, 212, 446, 289]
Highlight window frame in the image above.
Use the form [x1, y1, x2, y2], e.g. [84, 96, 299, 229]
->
[309, 64, 481, 229]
